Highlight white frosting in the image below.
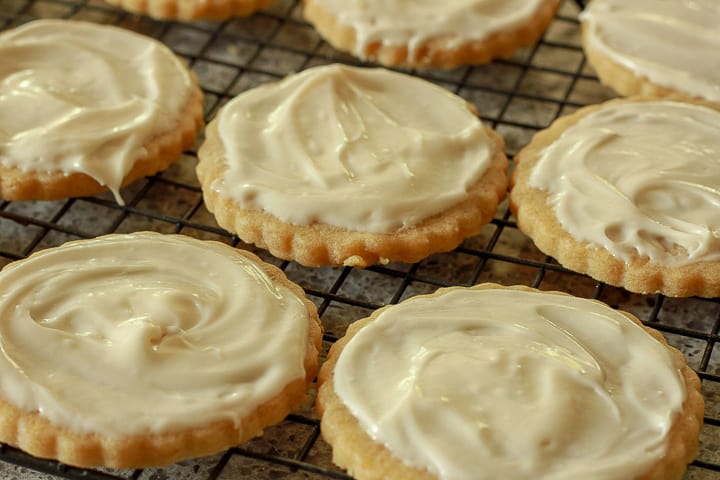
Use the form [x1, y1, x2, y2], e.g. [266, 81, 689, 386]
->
[334, 287, 686, 480]
[0, 233, 310, 435]
[0, 20, 194, 204]
[310, 0, 546, 60]
[581, 0, 720, 102]
[215, 64, 492, 233]
[529, 101, 720, 267]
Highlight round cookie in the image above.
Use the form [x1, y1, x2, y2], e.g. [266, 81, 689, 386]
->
[580, 0, 720, 103]
[317, 284, 703, 480]
[0, 20, 204, 205]
[103, 0, 275, 21]
[303, 0, 561, 69]
[510, 98, 720, 297]
[0, 232, 322, 468]
[197, 64, 508, 267]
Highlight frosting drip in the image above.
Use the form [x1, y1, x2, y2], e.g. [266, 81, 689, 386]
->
[334, 288, 685, 480]
[311, 0, 545, 58]
[529, 101, 720, 267]
[581, 0, 720, 102]
[0, 20, 193, 204]
[216, 64, 492, 233]
[0, 233, 309, 435]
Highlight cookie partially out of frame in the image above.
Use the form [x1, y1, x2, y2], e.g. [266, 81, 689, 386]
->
[303, 0, 560, 69]
[197, 64, 508, 267]
[0, 232, 322, 468]
[510, 97, 720, 297]
[317, 283, 703, 480]
[103, 0, 275, 20]
[0, 20, 203, 204]
[580, 0, 720, 104]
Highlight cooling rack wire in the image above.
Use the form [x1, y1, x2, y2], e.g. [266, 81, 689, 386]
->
[0, 0, 719, 478]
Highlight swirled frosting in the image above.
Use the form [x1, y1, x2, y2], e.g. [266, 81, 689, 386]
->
[529, 101, 720, 267]
[334, 287, 686, 480]
[215, 64, 492, 233]
[0, 20, 194, 204]
[581, 0, 720, 102]
[0, 233, 310, 435]
[309, 0, 546, 59]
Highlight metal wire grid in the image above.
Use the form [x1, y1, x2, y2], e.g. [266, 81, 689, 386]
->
[0, 0, 719, 479]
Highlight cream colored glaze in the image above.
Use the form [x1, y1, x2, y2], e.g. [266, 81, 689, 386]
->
[581, 0, 720, 102]
[0, 233, 310, 435]
[334, 288, 685, 480]
[311, 0, 545, 59]
[216, 64, 492, 233]
[529, 101, 720, 267]
[0, 20, 193, 204]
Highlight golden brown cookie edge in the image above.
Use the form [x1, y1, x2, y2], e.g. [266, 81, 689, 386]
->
[509, 97, 720, 298]
[580, 24, 719, 105]
[316, 283, 704, 480]
[196, 108, 508, 268]
[0, 69, 204, 203]
[303, 0, 561, 69]
[0, 232, 323, 469]
[102, 0, 275, 20]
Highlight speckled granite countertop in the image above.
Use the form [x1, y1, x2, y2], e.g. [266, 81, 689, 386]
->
[0, 0, 719, 479]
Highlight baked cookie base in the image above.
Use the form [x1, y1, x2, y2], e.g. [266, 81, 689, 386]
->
[196, 120, 508, 268]
[316, 283, 704, 480]
[103, 0, 276, 20]
[0, 246, 323, 469]
[581, 27, 716, 104]
[0, 76, 204, 203]
[510, 97, 720, 298]
[303, 0, 560, 69]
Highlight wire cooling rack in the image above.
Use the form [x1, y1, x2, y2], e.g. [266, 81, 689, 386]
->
[1, 1, 719, 479]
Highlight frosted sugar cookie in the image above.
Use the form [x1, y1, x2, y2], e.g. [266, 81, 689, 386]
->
[0, 232, 322, 468]
[0, 20, 203, 205]
[510, 98, 720, 297]
[197, 64, 507, 267]
[303, 0, 561, 69]
[581, 0, 720, 103]
[317, 284, 703, 480]
[103, 0, 275, 20]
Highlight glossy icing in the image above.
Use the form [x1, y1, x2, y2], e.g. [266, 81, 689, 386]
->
[0, 233, 310, 435]
[334, 287, 686, 480]
[529, 101, 720, 266]
[581, 0, 720, 101]
[215, 64, 493, 233]
[311, 0, 546, 60]
[0, 20, 194, 203]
